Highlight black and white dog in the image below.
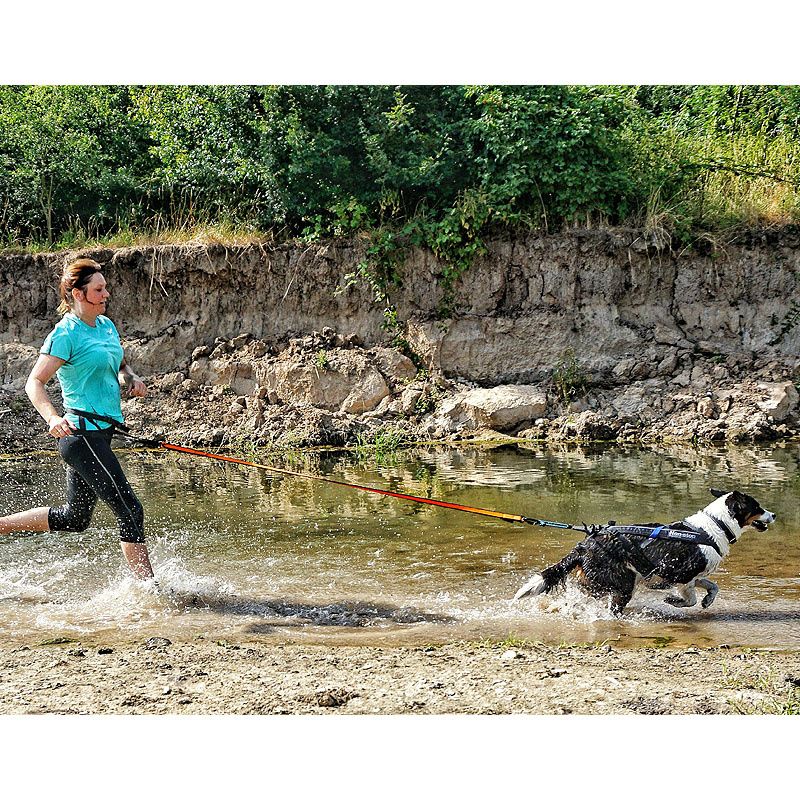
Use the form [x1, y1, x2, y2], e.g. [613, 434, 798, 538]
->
[513, 490, 775, 614]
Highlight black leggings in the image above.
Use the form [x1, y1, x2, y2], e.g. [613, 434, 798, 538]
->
[48, 428, 145, 544]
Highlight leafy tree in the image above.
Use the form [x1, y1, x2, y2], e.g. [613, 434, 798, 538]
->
[0, 86, 150, 245]
[1, 84, 798, 254]
[131, 85, 279, 225]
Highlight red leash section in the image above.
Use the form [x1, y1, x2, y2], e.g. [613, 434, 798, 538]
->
[159, 442, 529, 524]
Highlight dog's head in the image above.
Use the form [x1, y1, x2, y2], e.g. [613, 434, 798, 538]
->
[709, 489, 776, 532]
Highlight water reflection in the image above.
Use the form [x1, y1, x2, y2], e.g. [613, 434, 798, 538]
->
[0, 442, 798, 647]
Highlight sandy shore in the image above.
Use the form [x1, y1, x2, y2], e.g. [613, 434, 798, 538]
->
[2, 637, 798, 715]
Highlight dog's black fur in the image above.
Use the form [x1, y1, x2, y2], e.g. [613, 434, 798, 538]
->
[514, 490, 775, 614]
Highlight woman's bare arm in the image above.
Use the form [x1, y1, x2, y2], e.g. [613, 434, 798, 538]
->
[25, 354, 75, 437]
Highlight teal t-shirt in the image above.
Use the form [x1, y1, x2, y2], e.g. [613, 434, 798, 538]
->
[39, 313, 125, 431]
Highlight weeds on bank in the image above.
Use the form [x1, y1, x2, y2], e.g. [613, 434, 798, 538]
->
[553, 348, 588, 404]
[469, 632, 543, 650]
[722, 665, 800, 714]
[768, 300, 800, 346]
[8, 216, 276, 256]
[218, 432, 261, 463]
[216, 431, 313, 470]
[354, 426, 408, 463]
[314, 350, 330, 371]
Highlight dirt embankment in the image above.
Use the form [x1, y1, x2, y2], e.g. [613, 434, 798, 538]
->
[1, 638, 798, 715]
[2, 228, 800, 453]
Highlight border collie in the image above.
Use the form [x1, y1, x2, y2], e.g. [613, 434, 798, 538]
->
[513, 490, 775, 614]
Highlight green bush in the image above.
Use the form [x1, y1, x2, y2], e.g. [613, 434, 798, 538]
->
[2, 84, 799, 277]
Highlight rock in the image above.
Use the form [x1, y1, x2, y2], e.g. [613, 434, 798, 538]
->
[360, 394, 393, 419]
[400, 387, 423, 415]
[142, 637, 171, 650]
[697, 396, 716, 419]
[550, 411, 617, 441]
[690, 364, 710, 389]
[652, 323, 683, 346]
[568, 397, 589, 413]
[230, 333, 251, 349]
[341, 371, 390, 414]
[250, 341, 268, 358]
[501, 649, 523, 661]
[428, 396, 491, 434]
[612, 358, 637, 381]
[452, 385, 548, 432]
[373, 347, 418, 388]
[161, 372, 185, 391]
[188, 357, 210, 383]
[0, 342, 38, 392]
[710, 363, 730, 381]
[245, 396, 262, 412]
[610, 385, 651, 417]
[757, 381, 799, 421]
[671, 369, 691, 387]
[197, 359, 257, 396]
[657, 352, 679, 376]
[191, 345, 211, 360]
[314, 689, 354, 707]
[259, 356, 388, 414]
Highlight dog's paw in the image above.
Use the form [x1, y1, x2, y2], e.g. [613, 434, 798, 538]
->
[665, 595, 691, 607]
[514, 574, 546, 600]
[701, 593, 716, 609]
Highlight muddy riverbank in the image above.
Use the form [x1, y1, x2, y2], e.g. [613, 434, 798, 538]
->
[2, 229, 800, 452]
[1, 325, 799, 456]
[1, 637, 798, 715]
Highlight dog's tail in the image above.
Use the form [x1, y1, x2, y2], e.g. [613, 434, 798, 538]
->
[514, 548, 584, 600]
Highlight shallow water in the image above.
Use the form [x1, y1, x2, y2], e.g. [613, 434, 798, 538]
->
[1, 442, 799, 648]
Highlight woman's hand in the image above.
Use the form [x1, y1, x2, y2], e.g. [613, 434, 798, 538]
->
[127, 379, 147, 397]
[119, 359, 147, 397]
[48, 415, 76, 439]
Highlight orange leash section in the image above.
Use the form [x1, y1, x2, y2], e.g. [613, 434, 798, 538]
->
[159, 442, 528, 524]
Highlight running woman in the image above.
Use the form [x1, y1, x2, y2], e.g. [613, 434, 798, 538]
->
[0, 258, 155, 580]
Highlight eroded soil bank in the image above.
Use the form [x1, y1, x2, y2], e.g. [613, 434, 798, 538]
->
[2, 228, 800, 452]
[1, 638, 798, 715]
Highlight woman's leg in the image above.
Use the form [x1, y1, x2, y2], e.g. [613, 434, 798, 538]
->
[0, 506, 50, 534]
[120, 542, 155, 580]
[1, 457, 95, 534]
[61, 431, 154, 580]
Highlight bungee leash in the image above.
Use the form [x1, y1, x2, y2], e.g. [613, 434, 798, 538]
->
[65, 408, 533, 524]
[63, 408, 723, 551]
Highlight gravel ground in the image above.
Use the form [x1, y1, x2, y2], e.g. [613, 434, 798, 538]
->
[2, 637, 799, 715]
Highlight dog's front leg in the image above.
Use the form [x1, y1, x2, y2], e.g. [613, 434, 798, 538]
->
[696, 578, 719, 608]
[665, 582, 698, 608]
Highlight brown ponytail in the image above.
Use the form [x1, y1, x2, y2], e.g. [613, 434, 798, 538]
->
[57, 258, 102, 315]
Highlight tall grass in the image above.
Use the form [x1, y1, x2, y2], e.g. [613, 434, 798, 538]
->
[636, 129, 800, 236]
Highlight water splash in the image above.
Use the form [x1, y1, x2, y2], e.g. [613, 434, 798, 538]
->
[32, 546, 237, 633]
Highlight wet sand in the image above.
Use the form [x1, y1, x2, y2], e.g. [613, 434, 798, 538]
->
[2, 637, 798, 715]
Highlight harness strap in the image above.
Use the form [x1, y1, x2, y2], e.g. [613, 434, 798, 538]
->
[65, 407, 130, 434]
[606, 523, 723, 555]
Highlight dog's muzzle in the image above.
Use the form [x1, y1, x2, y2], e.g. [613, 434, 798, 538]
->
[751, 510, 776, 532]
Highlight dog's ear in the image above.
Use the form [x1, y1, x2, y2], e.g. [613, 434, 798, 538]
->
[709, 488, 727, 498]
